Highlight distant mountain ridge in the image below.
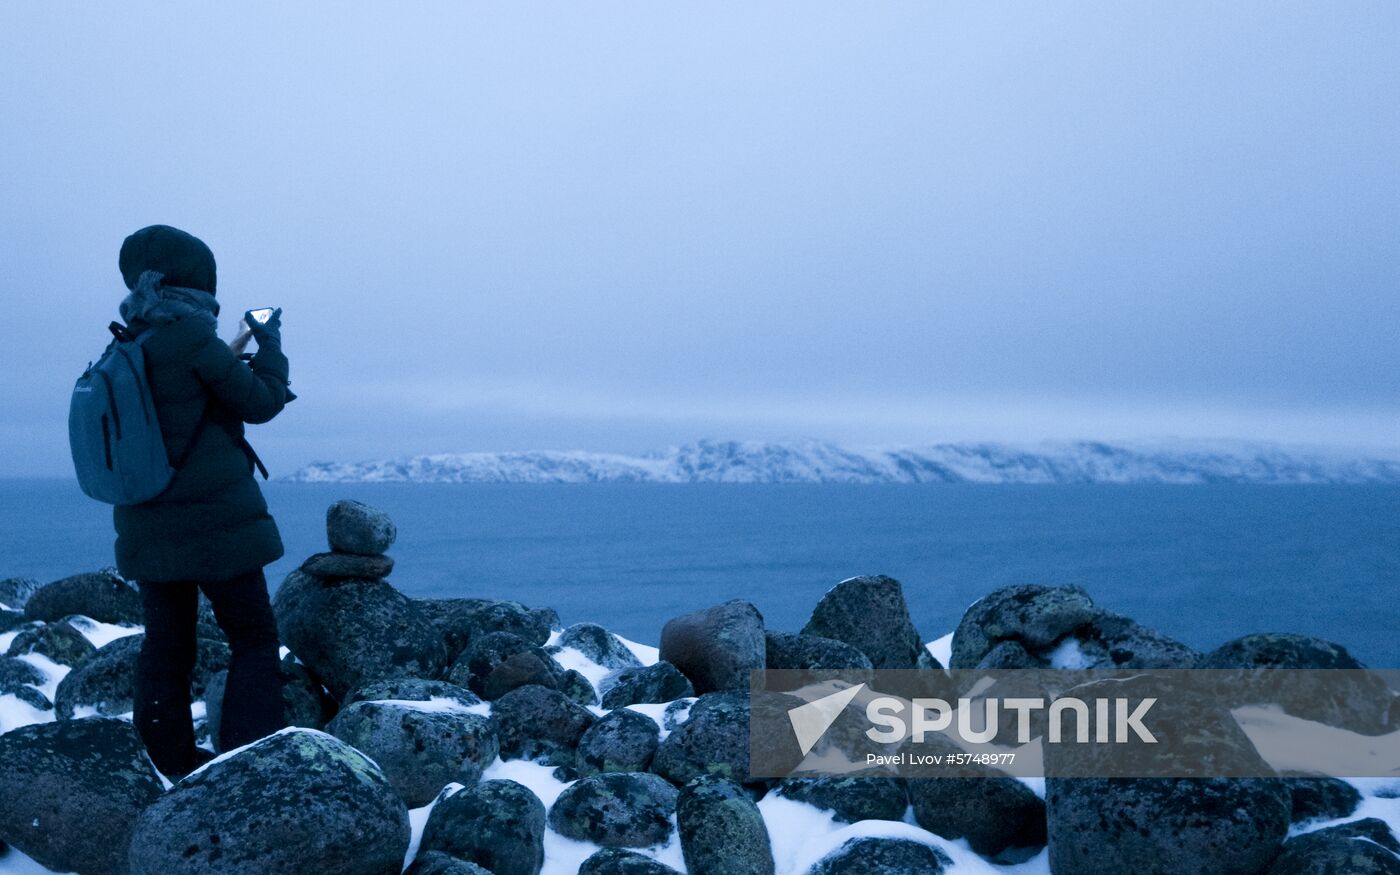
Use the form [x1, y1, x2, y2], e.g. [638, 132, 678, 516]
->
[286, 439, 1400, 484]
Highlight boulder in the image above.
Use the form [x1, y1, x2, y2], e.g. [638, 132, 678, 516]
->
[343, 676, 481, 709]
[129, 729, 409, 875]
[54, 634, 229, 719]
[1284, 774, 1362, 824]
[1075, 611, 1198, 668]
[448, 630, 565, 700]
[1199, 633, 1396, 734]
[418, 779, 546, 875]
[579, 849, 682, 874]
[764, 630, 874, 673]
[802, 575, 927, 670]
[660, 599, 765, 694]
[809, 837, 951, 874]
[559, 668, 599, 706]
[600, 661, 694, 709]
[0, 718, 164, 875]
[300, 552, 395, 580]
[7, 620, 99, 665]
[273, 570, 447, 700]
[204, 655, 337, 750]
[418, 597, 558, 660]
[328, 697, 498, 806]
[651, 691, 751, 785]
[0, 656, 51, 711]
[577, 709, 661, 776]
[24, 570, 143, 625]
[549, 772, 679, 847]
[775, 777, 908, 824]
[491, 683, 596, 766]
[553, 622, 643, 669]
[0, 577, 40, 610]
[404, 851, 493, 874]
[950, 584, 1099, 669]
[326, 499, 397, 555]
[1266, 818, 1400, 874]
[907, 772, 1046, 860]
[677, 777, 773, 875]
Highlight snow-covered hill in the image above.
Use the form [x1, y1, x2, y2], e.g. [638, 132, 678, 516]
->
[286, 439, 1400, 485]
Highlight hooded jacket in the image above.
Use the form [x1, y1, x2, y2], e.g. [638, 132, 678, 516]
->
[110, 229, 289, 582]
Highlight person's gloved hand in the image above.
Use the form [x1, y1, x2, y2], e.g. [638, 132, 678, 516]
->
[245, 308, 282, 349]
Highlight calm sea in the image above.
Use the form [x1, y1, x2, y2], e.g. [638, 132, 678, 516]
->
[2, 480, 1397, 667]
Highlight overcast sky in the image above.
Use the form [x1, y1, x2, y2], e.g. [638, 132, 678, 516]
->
[2, 2, 1397, 476]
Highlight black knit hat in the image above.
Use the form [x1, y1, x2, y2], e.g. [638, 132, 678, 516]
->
[118, 225, 217, 293]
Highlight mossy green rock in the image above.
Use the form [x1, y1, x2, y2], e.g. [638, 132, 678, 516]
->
[128, 729, 409, 875]
[8, 619, 98, 665]
[0, 717, 164, 875]
[577, 708, 660, 776]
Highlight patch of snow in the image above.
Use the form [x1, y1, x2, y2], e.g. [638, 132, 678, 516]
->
[623, 702, 681, 740]
[481, 757, 572, 808]
[360, 697, 485, 716]
[279, 646, 292, 660]
[65, 616, 142, 649]
[550, 646, 613, 689]
[1047, 638, 1092, 669]
[616, 635, 660, 666]
[0, 844, 75, 873]
[184, 726, 340, 781]
[0, 694, 54, 734]
[403, 782, 464, 869]
[16, 653, 69, 702]
[0, 627, 32, 655]
[926, 633, 953, 668]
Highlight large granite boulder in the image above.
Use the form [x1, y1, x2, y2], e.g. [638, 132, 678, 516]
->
[1284, 774, 1362, 824]
[802, 575, 927, 670]
[7, 619, 98, 665]
[600, 661, 694, 709]
[660, 600, 766, 694]
[54, 634, 229, 719]
[403, 852, 493, 874]
[491, 683, 596, 766]
[907, 772, 1046, 860]
[553, 622, 643, 669]
[579, 849, 681, 874]
[326, 499, 397, 555]
[0, 718, 164, 875]
[0, 656, 51, 710]
[328, 696, 497, 806]
[764, 630, 874, 673]
[677, 777, 774, 875]
[447, 630, 565, 700]
[950, 584, 1098, 668]
[274, 571, 447, 700]
[1266, 818, 1400, 874]
[25, 571, 143, 625]
[418, 779, 546, 875]
[549, 772, 679, 847]
[128, 729, 409, 875]
[650, 691, 751, 785]
[775, 777, 908, 824]
[808, 837, 951, 874]
[417, 597, 558, 661]
[577, 708, 661, 776]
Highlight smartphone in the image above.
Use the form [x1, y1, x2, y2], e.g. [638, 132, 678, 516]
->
[248, 308, 275, 324]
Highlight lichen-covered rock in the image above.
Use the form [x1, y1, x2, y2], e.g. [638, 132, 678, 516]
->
[549, 772, 679, 847]
[600, 661, 694, 709]
[579, 849, 682, 874]
[1075, 611, 1198, 668]
[54, 633, 229, 719]
[577, 709, 661, 776]
[0, 655, 50, 710]
[204, 656, 337, 750]
[419, 779, 546, 875]
[326, 499, 397, 556]
[907, 772, 1046, 860]
[300, 551, 395, 580]
[677, 776, 773, 875]
[274, 571, 447, 700]
[660, 599, 765, 694]
[808, 837, 951, 874]
[328, 698, 497, 806]
[554, 622, 643, 669]
[491, 683, 596, 766]
[418, 597, 558, 661]
[651, 691, 751, 785]
[775, 777, 908, 824]
[7, 619, 99, 666]
[403, 851, 493, 874]
[448, 630, 565, 700]
[0, 717, 163, 875]
[950, 584, 1099, 669]
[802, 575, 926, 670]
[1266, 818, 1400, 874]
[0, 577, 40, 610]
[24, 570, 143, 625]
[764, 630, 874, 673]
[1284, 773, 1362, 824]
[1199, 633, 1396, 734]
[559, 668, 599, 706]
[129, 729, 409, 875]
[343, 677, 481, 709]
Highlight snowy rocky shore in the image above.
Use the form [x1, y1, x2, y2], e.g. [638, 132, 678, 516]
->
[0, 501, 1397, 875]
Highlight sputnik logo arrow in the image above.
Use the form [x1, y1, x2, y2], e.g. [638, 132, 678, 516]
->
[787, 683, 866, 756]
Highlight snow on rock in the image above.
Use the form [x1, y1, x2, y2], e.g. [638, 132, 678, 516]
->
[64, 617, 141, 650]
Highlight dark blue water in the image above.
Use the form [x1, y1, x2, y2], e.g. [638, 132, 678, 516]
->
[3, 480, 1397, 666]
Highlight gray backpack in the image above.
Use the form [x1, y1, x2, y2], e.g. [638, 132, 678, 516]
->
[68, 322, 176, 505]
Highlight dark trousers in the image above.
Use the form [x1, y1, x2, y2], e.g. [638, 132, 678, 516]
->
[134, 568, 286, 777]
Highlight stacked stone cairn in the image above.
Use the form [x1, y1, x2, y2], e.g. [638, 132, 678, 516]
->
[0, 501, 1394, 874]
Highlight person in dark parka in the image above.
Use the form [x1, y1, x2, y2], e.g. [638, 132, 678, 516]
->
[113, 224, 292, 777]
